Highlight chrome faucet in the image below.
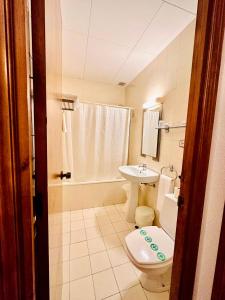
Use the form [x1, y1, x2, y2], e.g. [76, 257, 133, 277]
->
[138, 163, 147, 172]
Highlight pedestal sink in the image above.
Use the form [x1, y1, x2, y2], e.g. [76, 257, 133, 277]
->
[119, 165, 159, 222]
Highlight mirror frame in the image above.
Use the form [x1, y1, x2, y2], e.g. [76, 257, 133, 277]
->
[141, 105, 162, 160]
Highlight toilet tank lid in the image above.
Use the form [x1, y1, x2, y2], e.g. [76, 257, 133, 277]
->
[125, 227, 174, 265]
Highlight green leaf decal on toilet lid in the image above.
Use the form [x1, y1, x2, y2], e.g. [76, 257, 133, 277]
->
[157, 252, 166, 261]
[144, 236, 152, 243]
[150, 243, 158, 251]
[140, 229, 147, 236]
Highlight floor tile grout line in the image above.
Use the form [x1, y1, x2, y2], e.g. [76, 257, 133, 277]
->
[69, 274, 96, 300]
[97, 266, 120, 299]
[84, 216, 131, 231]
[51, 205, 168, 300]
[68, 225, 129, 248]
[70, 254, 133, 276]
[112, 262, 138, 294]
[91, 272, 97, 300]
[120, 282, 145, 298]
[102, 291, 121, 300]
[69, 261, 139, 288]
[50, 205, 137, 299]
[69, 257, 92, 283]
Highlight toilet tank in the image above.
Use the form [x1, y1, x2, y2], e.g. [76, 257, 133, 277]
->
[159, 193, 178, 239]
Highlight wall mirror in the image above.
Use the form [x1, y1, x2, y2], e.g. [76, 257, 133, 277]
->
[141, 108, 161, 158]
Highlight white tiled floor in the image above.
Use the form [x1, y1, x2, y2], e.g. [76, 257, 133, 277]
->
[49, 204, 170, 300]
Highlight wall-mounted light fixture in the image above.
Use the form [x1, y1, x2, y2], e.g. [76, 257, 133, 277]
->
[143, 97, 161, 110]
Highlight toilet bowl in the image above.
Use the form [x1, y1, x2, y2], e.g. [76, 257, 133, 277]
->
[125, 191, 178, 292]
[125, 226, 174, 292]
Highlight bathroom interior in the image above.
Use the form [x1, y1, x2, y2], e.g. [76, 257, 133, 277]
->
[47, 1, 198, 299]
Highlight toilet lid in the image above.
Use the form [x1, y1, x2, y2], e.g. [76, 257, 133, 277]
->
[125, 226, 174, 265]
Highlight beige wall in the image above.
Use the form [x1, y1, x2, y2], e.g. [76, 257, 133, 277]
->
[125, 21, 195, 207]
[62, 76, 125, 105]
[54, 21, 195, 212]
[193, 32, 225, 300]
[46, 0, 63, 185]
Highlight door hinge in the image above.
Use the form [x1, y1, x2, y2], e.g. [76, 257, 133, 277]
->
[177, 195, 184, 208]
[33, 192, 43, 218]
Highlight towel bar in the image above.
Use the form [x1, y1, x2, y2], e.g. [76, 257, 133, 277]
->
[160, 165, 178, 181]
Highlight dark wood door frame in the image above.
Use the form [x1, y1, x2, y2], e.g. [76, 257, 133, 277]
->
[170, 0, 225, 299]
[211, 205, 225, 299]
[0, 0, 35, 299]
[30, 0, 49, 299]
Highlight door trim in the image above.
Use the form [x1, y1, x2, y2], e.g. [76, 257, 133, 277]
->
[30, 0, 49, 299]
[170, 0, 225, 299]
[0, 0, 35, 299]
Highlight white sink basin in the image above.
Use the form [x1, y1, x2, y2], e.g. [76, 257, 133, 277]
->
[119, 165, 159, 183]
[119, 165, 159, 222]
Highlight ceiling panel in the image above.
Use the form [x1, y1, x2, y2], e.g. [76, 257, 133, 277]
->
[135, 3, 195, 54]
[89, 0, 162, 47]
[166, 0, 198, 14]
[62, 30, 87, 78]
[61, 0, 91, 34]
[84, 38, 130, 82]
[114, 50, 156, 84]
[61, 0, 197, 85]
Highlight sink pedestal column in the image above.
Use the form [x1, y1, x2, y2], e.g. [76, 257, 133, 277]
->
[125, 182, 139, 223]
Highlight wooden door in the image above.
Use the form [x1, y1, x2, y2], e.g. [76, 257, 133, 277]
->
[0, 0, 35, 299]
[30, 0, 63, 299]
[30, 0, 50, 299]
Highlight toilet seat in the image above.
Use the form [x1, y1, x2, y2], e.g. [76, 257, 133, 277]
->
[125, 226, 174, 266]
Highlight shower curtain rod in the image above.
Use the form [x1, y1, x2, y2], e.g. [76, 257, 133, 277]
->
[80, 100, 134, 110]
[60, 95, 134, 110]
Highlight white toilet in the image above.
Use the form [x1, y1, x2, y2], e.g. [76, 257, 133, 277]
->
[125, 193, 178, 292]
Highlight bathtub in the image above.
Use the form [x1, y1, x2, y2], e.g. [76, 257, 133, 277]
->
[48, 178, 127, 212]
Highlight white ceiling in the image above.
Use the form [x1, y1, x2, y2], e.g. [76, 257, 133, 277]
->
[61, 0, 197, 85]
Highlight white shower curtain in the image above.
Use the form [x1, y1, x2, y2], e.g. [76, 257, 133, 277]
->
[63, 103, 130, 182]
